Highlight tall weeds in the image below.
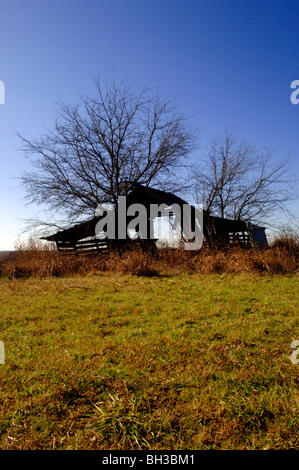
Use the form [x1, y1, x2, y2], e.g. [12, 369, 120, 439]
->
[0, 236, 297, 279]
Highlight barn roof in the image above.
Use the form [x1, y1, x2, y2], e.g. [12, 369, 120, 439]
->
[42, 183, 264, 243]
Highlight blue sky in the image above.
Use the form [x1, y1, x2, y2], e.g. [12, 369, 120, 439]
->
[0, 0, 298, 249]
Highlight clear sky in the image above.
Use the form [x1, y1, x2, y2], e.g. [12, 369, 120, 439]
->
[0, 0, 298, 249]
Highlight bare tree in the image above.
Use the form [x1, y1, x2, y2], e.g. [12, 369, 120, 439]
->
[19, 79, 196, 229]
[191, 130, 297, 224]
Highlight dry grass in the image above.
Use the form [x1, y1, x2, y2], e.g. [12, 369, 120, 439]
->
[0, 236, 297, 450]
[0, 235, 297, 279]
[0, 272, 298, 449]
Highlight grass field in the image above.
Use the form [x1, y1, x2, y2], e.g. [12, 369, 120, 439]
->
[0, 271, 298, 450]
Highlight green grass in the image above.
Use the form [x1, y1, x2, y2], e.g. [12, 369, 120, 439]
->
[0, 272, 298, 449]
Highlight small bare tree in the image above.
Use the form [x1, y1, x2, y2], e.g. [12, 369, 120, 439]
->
[19, 79, 195, 230]
[191, 130, 297, 224]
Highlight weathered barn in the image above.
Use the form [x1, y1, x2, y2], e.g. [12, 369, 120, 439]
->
[42, 183, 268, 253]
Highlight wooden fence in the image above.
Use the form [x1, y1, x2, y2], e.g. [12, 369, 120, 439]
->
[56, 238, 109, 254]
